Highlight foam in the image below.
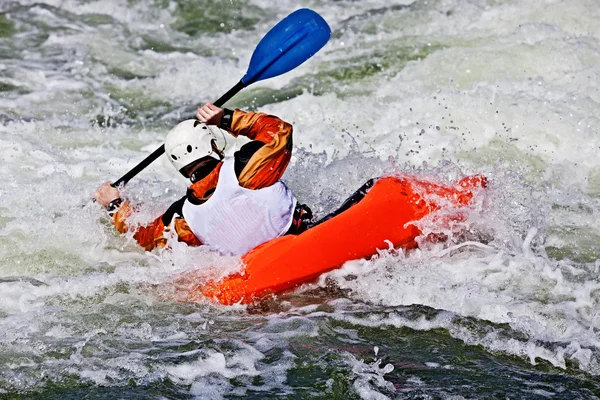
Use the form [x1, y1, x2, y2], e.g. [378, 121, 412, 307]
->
[1, 0, 599, 395]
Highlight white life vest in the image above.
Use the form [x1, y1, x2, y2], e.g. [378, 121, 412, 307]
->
[182, 157, 296, 255]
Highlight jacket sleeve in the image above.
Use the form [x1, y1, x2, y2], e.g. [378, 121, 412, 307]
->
[225, 109, 293, 189]
[111, 201, 201, 251]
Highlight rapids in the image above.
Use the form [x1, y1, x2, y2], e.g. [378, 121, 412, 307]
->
[1, 0, 599, 398]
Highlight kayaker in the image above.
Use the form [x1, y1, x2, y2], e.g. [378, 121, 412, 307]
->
[94, 103, 313, 255]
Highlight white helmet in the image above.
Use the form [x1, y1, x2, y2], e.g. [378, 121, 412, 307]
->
[164, 119, 228, 171]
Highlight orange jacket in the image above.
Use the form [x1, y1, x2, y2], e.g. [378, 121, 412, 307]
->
[112, 109, 293, 251]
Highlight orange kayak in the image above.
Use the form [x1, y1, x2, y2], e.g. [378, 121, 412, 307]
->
[177, 174, 487, 305]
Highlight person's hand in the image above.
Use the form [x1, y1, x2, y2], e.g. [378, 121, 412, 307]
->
[94, 181, 121, 208]
[196, 103, 224, 126]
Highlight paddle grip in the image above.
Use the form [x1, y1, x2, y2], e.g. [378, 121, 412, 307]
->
[111, 80, 246, 187]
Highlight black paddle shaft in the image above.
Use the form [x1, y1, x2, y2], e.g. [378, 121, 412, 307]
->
[111, 80, 246, 187]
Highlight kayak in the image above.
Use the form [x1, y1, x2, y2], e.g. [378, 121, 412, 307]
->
[176, 174, 487, 305]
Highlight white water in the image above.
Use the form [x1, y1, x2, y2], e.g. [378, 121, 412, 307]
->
[1, 0, 600, 396]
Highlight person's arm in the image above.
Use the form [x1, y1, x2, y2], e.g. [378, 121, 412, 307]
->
[231, 109, 293, 189]
[198, 104, 293, 189]
[114, 206, 202, 251]
[95, 182, 201, 251]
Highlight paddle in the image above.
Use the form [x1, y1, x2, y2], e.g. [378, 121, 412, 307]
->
[112, 8, 331, 187]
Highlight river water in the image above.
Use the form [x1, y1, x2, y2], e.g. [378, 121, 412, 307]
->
[1, 0, 599, 398]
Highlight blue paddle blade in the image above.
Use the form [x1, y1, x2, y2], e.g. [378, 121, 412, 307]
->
[241, 9, 331, 86]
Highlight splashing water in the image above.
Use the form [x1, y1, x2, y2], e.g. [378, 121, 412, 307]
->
[1, 0, 600, 398]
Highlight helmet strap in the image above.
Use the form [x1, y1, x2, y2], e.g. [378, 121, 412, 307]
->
[211, 139, 225, 161]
